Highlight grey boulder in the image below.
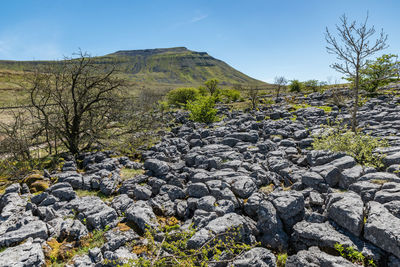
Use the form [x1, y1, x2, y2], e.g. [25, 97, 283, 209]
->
[0, 237, 45, 267]
[326, 192, 364, 236]
[364, 201, 400, 258]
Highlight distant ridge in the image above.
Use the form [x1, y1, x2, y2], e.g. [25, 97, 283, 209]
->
[0, 47, 266, 86]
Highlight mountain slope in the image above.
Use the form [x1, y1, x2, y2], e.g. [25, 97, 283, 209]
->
[0, 47, 266, 86]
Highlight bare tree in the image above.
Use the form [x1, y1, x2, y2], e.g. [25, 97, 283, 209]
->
[247, 85, 259, 110]
[274, 76, 288, 99]
[27, 51, 126, 155]
[0, 109, 35, 161]
[325, 14, 388, 131]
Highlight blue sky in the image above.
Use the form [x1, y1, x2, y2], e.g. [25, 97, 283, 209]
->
[0, 0, 399, 83]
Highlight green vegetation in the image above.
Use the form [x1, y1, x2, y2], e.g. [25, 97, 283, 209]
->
[186, 96, 218, 123]
[334, 243, 376, 266]
[46, 226, 109, 266]
[289, 103, 332, 113]
[276, 252, 288, 267]
[120, 167, 145, 180]
[75, 190, 114, 202]
[361, 54, 399, 94]
[219, 88, 241, 102]
[289, 80, 303, 92]
[115, 223, 256, 267]
[166, 87, 200, 107]
[303, 79, 319, 92]
[204, 78, 219, 95]
[312, 122, 388, 168]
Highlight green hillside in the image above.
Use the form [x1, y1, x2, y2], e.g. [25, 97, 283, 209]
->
[0, 47, 265, 87]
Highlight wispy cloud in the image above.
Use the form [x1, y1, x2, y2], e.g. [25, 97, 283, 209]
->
[190, 14, 208, 23]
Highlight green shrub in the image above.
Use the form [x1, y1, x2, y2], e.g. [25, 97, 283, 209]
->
[277, 253, 287, 267]
[204, 78, 219, 95]
[220, 89, 241, 103]
[117, 224, 256, 267]
[334, 243, 376, 266]
[186, 96, 218, 123]
[312, 122, 388, 168]
[166, 87, 199, 107]
[197, 86, 209, 96]
[289, 80, 303, 92]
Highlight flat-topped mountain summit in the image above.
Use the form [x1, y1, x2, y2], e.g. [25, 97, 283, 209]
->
[0, 47, 266, 86]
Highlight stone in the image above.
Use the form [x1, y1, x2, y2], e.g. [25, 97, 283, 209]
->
[36, 206, 58, 222]
[301, 172, 327, 192]
[102, 228, 139, 252]
[326, 192, 364, 236]
[131, 184, 152, 200]
[70, 196, 118, 230]
[144, 159, 169, 177]
[383, 151, 400, 166]
[126, 201, 158, 233]
[192, 210, 218, 228]
[383, 200, 400, 218]
[364, 201, 400, 258]
[111, 194, 134, 216]
[312, 164, 342, 187]
[188, 213, 256, 249]
[340, 165, 363, 189]
[271, 190, 304, 221]
[374, 182, 400, 204]
[215, 199, 235, 216]
[257, 200, 288, 250]
[197, 196, 216, 212]
[349, 181, 381, 202]
[231, 177, 257, 199]
[0, 237, 45, 267]
[187, 183, 209, 198]
[231, 247, 277, 267]
[89, 247, 103, 263]
[244, 192, 264, 219]
[59, 219, 88, 241]
[0, 220, 48, 247]
[292, 221, 381, 261]
[286, 246, 357, 267]
[227, 131, 259, 143]
[159, 184, 186, 201]
[329, 155, 357, 170]
[359, 172, 400, 183]
[49, 183, 76, 201]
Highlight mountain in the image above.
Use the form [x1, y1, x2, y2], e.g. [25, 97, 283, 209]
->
[0, 47, 266, 87]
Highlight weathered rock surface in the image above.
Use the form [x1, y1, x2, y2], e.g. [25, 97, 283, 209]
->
[2, 92, 400, 265]
[364, 201, 400, 258]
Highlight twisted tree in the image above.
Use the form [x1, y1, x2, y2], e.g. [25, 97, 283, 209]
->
[325, 14, 388, 131]
[28, 51, 126, 155]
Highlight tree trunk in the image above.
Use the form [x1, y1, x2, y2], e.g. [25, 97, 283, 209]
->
[351, 70, 359, 132]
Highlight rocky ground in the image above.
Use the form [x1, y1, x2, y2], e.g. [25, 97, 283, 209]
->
[1, 90, 400, 266]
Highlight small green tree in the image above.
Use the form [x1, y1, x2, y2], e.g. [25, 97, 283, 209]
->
[289, 80, 303, 92]
[304, 80, 319, 92]
[166, 87, 199, 107]
[186, 96, 218, 123]
[361, 54, 399, 93]
[204, 79, 219, 95]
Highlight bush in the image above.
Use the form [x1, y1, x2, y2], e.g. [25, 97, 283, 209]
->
[166, 87, 199, 107]
[289, 80, 303, 92]
[204, 79, 219, 95]
[312, 122, 388, 168]
[219, 89, 241, 103]
[186, 96, 218, 123]
[334, 243, 376, 266]
[117, 223, 256, 266]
